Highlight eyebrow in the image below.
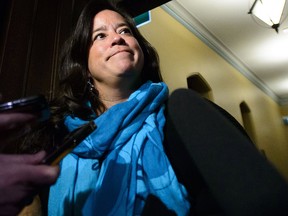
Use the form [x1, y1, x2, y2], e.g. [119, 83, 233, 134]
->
[92, 22, 129, 34]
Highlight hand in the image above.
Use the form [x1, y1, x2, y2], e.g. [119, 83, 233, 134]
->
[0, 151, 59, 215]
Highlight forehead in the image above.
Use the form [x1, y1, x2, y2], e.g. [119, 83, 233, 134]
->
[92, 9, 127, 28]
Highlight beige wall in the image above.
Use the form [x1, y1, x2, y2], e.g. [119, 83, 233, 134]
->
[139, 8, 288, 181]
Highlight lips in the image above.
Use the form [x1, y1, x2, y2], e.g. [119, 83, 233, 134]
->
[107, 49, 133, 60]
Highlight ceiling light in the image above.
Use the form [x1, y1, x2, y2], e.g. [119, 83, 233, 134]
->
[248, 0, 286, 32]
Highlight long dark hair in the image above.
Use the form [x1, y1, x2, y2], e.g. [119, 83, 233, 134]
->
[19, 0, 162, 153]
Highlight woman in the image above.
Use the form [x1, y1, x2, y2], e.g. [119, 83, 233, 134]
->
[21, 1, 288, 216]
[24, 0, 191, 215]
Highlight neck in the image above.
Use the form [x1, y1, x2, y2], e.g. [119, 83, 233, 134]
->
[96, 83, 138, 109]
[100, 93, 130, 108]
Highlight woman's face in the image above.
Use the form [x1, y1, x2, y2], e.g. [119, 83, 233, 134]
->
[88, 10, 144, 88]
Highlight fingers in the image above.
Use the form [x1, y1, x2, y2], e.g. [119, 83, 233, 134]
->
[0, 151, 60, 185]
[0, 157, 60, 187]
[0, 151, 46, 164]
[0, 163, 55, 216]
[23, 164, 60, 185]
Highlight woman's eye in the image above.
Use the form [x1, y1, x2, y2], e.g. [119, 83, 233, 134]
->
[119, 28, 132, 35]
[93, 33, 106, 41]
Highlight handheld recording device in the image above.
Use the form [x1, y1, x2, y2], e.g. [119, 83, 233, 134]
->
[0, 95, 50, 122]
[42, 121, 97, 165]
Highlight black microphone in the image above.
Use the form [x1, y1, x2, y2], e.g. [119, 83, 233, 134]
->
[164, 88, 288, 216]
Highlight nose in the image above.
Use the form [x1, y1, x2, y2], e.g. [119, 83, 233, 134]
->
[111, 33, 125, 46]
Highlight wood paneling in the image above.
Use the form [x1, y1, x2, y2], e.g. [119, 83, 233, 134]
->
[0, 0, 74, 101]
[0, 0, 37, 101]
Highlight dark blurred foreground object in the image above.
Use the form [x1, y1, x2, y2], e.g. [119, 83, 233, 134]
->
[0, 95, 50, 122]
[164, 88, 288, 216]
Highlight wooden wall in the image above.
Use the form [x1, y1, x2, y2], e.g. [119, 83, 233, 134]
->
[0, 0, 85, 101]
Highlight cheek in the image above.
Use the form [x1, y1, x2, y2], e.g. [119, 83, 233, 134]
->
[88, 46, 103, 71]
[136, 45, 144, 70]
[131, 40, 144, 66]
[138, 50, 144, 70]
[88, 46, 101, 61]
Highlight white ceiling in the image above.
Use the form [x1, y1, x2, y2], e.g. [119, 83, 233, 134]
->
[162, 0, 288, 105]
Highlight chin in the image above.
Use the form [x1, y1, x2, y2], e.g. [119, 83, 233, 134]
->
[116, 65, 141, 75]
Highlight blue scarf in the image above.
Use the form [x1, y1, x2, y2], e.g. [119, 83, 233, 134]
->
[48, 82, 190, 215]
